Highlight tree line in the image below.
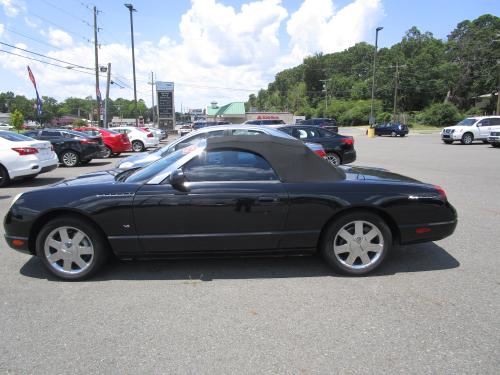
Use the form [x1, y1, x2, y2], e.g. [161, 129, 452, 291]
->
[246, 14, 500, 126]
[0, 92, 150, 125]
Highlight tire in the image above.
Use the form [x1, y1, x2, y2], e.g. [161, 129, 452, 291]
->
[60, 150, 80, 167]
[320, 211, 392, 275]
[492, 144, 500, 148]
[325, 152, 341, 166]
[36, 215, 109, 280]
[482, 140, 489, 144]
[102, 146, 112, 158]
[443, 140, 453, 144]
[391, 131, 397, 137]
[113, 153, 121, 157]
[0, 164, 10, 187]
[400, 134, 406, 137]
[460, 132, 473, 145]
[132, 140, 145, 152]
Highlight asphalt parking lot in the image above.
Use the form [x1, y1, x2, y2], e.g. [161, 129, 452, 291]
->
[0, 132, 499, 374]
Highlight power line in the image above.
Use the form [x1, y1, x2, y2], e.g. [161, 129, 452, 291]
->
[40, 0, 92, 27]
[26, 9, 91, 43]
[0, 41, 93, 70]
[2, 26, 64, 51]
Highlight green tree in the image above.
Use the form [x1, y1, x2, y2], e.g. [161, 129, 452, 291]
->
[11, 109, 24, 132]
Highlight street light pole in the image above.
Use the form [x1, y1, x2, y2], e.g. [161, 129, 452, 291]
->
[370, 26, 383, 127]
[125, 3, 138, 127]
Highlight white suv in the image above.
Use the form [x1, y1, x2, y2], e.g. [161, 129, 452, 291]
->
[441, 116, 500, 145]
[111, 126, 159, 152]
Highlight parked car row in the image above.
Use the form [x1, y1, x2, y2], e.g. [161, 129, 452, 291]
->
[441, 116, 500, 145]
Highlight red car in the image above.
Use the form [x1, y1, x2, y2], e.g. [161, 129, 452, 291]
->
[74, 127, 131, 158]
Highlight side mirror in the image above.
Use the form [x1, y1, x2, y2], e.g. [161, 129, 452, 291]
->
[169, 169, 187, 191]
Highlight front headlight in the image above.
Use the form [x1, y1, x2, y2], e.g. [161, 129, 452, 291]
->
[10, 193, 23, 209]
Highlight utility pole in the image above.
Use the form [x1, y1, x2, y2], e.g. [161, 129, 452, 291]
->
[93, 6, 101, 126]
[149, 71, 155, 126]
[320, 79, 329, 114]
[370, 26, 383, 127]
[389, 62, 406, 121]
[104, 63, 111, 128]
[125, 4, 138, 127]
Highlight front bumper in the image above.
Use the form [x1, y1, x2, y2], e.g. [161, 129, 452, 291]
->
[342, 149, 357, 164]
[441, 132, 461, 140]
[4, 235, 31, 254]
[487, 136, 500, 144]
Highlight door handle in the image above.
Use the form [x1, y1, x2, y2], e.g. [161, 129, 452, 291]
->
[258, 196, 279, 203]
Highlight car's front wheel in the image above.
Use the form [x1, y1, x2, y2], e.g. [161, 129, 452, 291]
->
[325, 152, 341, 166]
[60, 150, 79, 167]
[132, 140, 145, 152]
[461, 132, 474, 145]
[391, 131, 397, 137]
[321, 211, 391, 275]
[36, 216, 109, 280]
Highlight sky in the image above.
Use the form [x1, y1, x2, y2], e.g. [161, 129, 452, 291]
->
[0, 0, 498, 111]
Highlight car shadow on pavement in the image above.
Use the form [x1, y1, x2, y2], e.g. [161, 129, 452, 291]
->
[20, 242, 459, 282]
[78, 161, 112, 167]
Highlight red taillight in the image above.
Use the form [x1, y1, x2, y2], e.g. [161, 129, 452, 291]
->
[315, 149, 326, 158]
[434, 185, 447, 200]
[147, 133, 153, 138]
[80, 139, 97, 144]
[341, 138, 354, 145]
[12, 147, 38, 155]
[416, 227, 432, 234]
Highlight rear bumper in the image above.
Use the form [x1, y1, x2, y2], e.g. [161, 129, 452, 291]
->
[398, 219, 457, 245]
[144, 138, 160, 148]
[38, 154, 59, 174]
[109, 142, 132, 153]
[341, 149, 356, 164]
[9, 158, 41, 179]
[4, 235, 31, 254]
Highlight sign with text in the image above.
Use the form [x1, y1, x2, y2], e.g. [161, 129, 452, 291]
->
[156, 81, 175, 130]
[156, 81, 174, 91]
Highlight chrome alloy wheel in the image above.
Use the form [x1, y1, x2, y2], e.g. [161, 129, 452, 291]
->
[44, 226, 94, 275]
[333, 220, 384, 270]
[325, 153, 340, 166]
[62, 152, 78, 167]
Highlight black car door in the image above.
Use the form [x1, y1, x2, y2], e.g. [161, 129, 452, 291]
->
[133, 149, 289, 253]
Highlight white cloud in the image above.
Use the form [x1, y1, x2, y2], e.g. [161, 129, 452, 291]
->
[24, 16, 39, 28]
[0, 0, 26, 17]
[48, 28, 73, 47]
[0, 0, 384, 109]
[283, 0, 383, 66]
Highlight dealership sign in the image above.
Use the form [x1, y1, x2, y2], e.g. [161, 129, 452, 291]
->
[156, 81, 175, 129]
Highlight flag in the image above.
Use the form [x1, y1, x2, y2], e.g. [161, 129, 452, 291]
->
[96, 86, 102, 104]
[27, 66, 42, 116]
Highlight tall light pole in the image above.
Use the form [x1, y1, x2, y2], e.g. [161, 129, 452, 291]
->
[370, 26, 383, 127]
[125, 3, 138, 127]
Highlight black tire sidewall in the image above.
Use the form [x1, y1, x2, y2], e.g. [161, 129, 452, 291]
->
[35, 216, 109, 280]
[321, 211, 392, 275]
[132, 141, 144, 152]
[0, 165, 10, 187]
[61, 151, 79, 167]
[103, 146, 112, 158]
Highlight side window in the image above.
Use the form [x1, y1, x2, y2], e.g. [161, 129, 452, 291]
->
[61, 132, 75, 138]
[278, 127, 292, 135]
[478, 119, 490, 127]
[231, 129, 264, 136]
[41, 130, 61, 137]
[307, 128, 321, 138]
[183, 150, 278, 182]
[489, 118, 500, 126]
[317, 128, 332, 137]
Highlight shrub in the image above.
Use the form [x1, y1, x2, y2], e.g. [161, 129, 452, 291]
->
[11, 109, 24, 132]
[419, 102, 461, 126]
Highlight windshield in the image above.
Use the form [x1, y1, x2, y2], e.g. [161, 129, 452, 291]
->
[124, 142, 204, 183]
[456, 118, 476, 126]
[0, 131, 35, 141]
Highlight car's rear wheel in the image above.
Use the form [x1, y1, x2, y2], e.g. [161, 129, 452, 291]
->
[325, 152, 341, 166]
[113, 153, 121, 157]
[60, 150, 79, 167]
[0, 165, 10, 187]
[443, 140, 453, 144]
[492, 144, 500, 148]
[132, 140, 144, 152]
[36, 216, 109, 280]
[102, 146, 112, 158]
[391, 131, 397, 137]
[321, 211, 391, 275]
[461, 133, 473, 145]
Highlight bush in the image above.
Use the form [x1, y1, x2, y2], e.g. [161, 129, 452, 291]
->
[72, 118, 87, 127]
[326, 99, 382, 126]
[419, 103, 461, 126]
[11, 109, 24, 132]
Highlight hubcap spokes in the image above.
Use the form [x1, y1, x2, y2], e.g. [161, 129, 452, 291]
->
[63, 153, 77, 166]
[44, 227, 94, 275]
[326, 155, 339, 165]
[333, 220, 383, 270]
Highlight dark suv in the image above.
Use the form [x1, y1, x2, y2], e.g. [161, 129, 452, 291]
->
[278, 125, 356, 166]
[374, 123, 409, 137]
[300, 118, 338, 133]
[23, 129, 106, 167]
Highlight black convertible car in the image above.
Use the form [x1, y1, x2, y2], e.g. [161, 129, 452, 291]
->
[4, 135, 457, 280]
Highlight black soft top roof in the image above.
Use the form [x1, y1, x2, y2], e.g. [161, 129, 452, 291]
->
[206, 135, 345, 182]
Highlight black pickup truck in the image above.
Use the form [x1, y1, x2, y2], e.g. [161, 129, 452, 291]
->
[24, 129, 106, 167]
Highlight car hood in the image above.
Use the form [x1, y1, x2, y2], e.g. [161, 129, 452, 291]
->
[53, 170, 120, 187]
[117, 152, 161, 169]
[339, 165, 421, 183]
